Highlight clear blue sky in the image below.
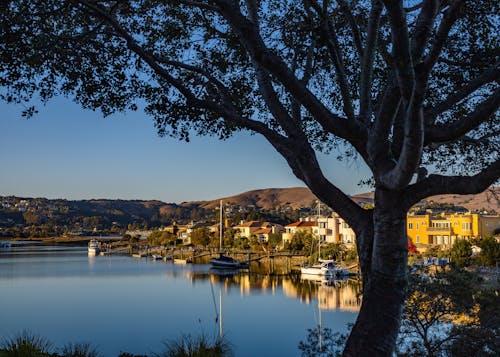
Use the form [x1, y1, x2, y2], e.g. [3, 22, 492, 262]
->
[0, 97, 371, 203]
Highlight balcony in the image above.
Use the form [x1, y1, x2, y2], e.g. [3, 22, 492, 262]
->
[426, 227, 452, 234]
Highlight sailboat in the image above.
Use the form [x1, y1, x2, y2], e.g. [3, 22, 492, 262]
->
[210, 200, 247, 269]
[300, 202, 349, 278]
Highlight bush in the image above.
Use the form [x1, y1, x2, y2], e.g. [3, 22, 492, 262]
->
[60, 342, 101, 357]
[153, 335, 232, 357]
[1, 330, 53, 356]
[477, 236, 500, 267]
[450, 239, 472, 268]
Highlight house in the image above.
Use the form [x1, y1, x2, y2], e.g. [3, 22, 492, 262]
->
[407, 212, 500, 248]
[233, 221, 283, 241]
[282, 220, 318, 244]
[282, 214, 356, 246]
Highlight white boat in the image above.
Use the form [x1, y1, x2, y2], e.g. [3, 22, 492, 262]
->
[210, 200, 247, 269]
[300, 259, 349, 277]
[151, 254, 163, 260]
[300, 202, 349, 278]
[88, 239, 100, 256]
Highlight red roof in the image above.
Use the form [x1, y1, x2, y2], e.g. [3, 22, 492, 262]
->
[235, 221, 263, 228]
[285, 221, 317, 227]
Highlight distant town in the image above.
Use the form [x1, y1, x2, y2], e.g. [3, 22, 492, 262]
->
[1, 187, 498, 254]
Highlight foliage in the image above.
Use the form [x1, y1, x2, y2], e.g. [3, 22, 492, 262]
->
[267, 233, 282, 248]
[298, 326, 347, 357]
[424, 245, 450, 259]
[148, 229, 175, 246]
[0, 331, 54, 357]
[60, 342, 101, 357]
[153, 335, 232, 357]
[316, 243, 344, 261]
[408, 240, 418, 255]
[190, 227, 211, 247]
[398, 268, 498, 357]
[285, 232, 313, 255]
[450, 239, 473, 268]
[477, 236, 500, 267]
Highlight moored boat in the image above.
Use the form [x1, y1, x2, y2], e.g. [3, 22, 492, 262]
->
[0, 241, 11, 248]
[300, 260, 349, 277]
[210, 200, 246, 270]
[88, 239, 100, 256]
[210, 254, 247, 269]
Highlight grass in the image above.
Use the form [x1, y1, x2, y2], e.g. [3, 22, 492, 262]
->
[0, 331, 54, 357]
[153, 335, 233, 357]
[0, 332, 232, 357]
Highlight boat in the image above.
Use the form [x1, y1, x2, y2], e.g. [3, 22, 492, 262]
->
[151, 254, 163, 260]
[210, 200, 247, 269]
[300, 259, 349, 278]
[0, 241, 11, 248]
[300, 201, 349, 278]
[210, 254, 247, 269]
[88, 239, 100, 256]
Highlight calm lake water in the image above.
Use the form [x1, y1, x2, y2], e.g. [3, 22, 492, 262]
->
[0, 244, 360, 356]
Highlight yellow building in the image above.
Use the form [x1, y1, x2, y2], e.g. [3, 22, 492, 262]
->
[407, 212, 500, 247]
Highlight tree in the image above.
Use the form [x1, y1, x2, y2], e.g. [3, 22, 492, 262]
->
[450, 238, 472, 268]
[1, 1, 499, 355]
[190, 227, 211, 247]
[398, 268, 498, 357]
[477, 236, 500, 267]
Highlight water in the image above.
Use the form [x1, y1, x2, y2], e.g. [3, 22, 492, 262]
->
[0, 244, 360, 356]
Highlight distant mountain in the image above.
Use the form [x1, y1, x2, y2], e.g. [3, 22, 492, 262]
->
[188, 187, 318, 210]
[419, 187, 499, 213]
[1, 186, 497, 231]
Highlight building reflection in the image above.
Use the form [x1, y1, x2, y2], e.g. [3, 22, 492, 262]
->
[185, 269, 362, 312]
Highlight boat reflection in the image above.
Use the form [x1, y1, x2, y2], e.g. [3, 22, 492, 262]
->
[182, 269, 361, 312]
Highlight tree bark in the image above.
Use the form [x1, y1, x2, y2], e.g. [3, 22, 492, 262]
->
[344, 189, 408, 356]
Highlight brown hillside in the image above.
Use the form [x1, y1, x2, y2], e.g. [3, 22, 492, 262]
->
[422, 187, 499, 212]
[195, 187, 318, 210]
[351, 188, 499, 213]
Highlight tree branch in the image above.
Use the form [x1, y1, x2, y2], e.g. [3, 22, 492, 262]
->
[359, 0, 383, 122]
[402, 158, 500, 210]
[422, 0, 465, 74]
[337, 0, 363, 57]
[425, 65, 500, 123]
[410, 0, 439, 62]
[307, 0, 355, 121]
[213, 0, 368, 148]
[425, 88, 500, 144]
[382, 0, 415, 101]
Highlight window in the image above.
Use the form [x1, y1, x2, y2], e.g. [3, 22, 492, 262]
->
[319, 222, 327, 228]
[416, 223, 419, 230]
[462, 222, 472, 230]
[431, 221, 450, 229]
[416, 235, 420, 243]
[408, 222, 414, 229]
[454, 221, 459, 226]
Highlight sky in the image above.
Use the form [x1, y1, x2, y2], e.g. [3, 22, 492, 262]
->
[0, 97, 372, 203]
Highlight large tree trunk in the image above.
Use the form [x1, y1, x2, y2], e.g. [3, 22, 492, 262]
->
[343, 189, 408, 356]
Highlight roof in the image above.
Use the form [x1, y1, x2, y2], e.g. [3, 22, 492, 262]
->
[235, 221, 263, 228]
[285, 221, 317, 227]
[253, 228, 273, 235]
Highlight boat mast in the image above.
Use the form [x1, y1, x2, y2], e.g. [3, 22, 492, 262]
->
[317, 200, 321, 260]
[219, 200, 223, 253]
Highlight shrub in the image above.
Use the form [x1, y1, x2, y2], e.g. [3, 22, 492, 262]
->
[153, 335, 232, 357]
[1, 330, 53, 357]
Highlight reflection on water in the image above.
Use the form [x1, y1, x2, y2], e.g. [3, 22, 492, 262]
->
[0, 245, 360, 356]
[188, 270, 362, 313]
